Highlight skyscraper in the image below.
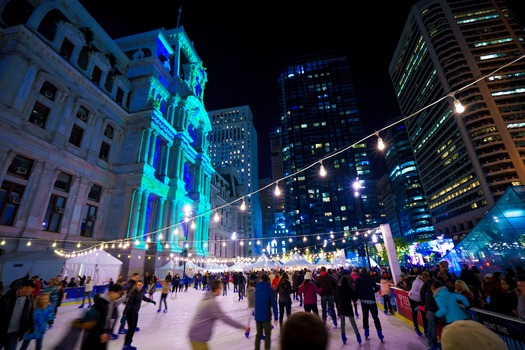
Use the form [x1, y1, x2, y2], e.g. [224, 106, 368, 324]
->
[208, 106, 263, 254]
[278, 53, 381, 253]
[389, 0, 525, 241]
[383, 121, 435, 239]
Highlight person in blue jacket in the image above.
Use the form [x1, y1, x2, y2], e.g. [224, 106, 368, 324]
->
[432, 280, 470, 325]
[254, 274, 278, 350]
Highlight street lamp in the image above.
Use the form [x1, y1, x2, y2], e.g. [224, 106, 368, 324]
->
[181, 247, 188, 277]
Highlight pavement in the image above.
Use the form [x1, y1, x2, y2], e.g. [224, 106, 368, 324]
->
[36, 287, 429, 350]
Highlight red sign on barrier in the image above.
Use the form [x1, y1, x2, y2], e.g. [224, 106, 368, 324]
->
[392, 287, 424, 326]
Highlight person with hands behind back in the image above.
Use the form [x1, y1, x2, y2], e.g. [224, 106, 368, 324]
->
[254, 274, 279, 350]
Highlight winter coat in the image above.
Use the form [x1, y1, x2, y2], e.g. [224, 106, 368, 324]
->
[276, 279, 293, 304]
[0, 289, 34, 340]
[23, 305, 54, 340]
[254, 281, 278, 322]
[354, 274, 379, 302]
[298, 280, 323, 305]
[408, 276, 425, 302]
[434, 286, 470, 324]
[123, 286, 154, 315]
[188, 291, 245, 342]
[420, 277, 438, 313]
[317, 271, 337, 296]
[247, 286, 256, 308]
[336, 276, 357, 317]
[81, 293, 112, 350]
[380, 278, 394, 296]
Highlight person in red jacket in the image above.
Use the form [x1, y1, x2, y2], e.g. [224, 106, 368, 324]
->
[31, 276, 42, 299]
[297, 273, 323, 315]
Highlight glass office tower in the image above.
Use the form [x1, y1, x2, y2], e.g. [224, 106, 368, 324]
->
[390, 0, 525, 242]
[278, 53, 380, 252]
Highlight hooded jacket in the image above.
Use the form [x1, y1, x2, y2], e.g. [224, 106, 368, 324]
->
[188, 291, 244, 342]
[254, 281, 278, 322]
[434, 286, 470, 324]
[317, 270, 337, 296]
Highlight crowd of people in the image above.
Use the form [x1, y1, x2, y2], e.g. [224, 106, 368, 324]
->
[0, 262, 523, 350]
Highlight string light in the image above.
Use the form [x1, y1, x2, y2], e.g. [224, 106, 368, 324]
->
[375, 131, 385, 150]
[27, 240, 32, 246]
[214, 211, 220, 222]
[319, 162, 327, 177]
[15, 53, 523, 258]
[274, 182, 281, 196]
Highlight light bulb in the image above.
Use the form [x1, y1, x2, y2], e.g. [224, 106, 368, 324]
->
[319, 164, 327, 177]
[454, 98, 465, 113]
[274, 184, 281, 196]
[240, 200, 246, 211]
[214, 212, 220, 222]
[378, 137, 385, 150]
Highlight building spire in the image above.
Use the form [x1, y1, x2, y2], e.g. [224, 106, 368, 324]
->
[176, 5, 183, 28]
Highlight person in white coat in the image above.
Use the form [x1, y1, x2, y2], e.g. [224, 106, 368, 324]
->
[408, 271, 429, 337]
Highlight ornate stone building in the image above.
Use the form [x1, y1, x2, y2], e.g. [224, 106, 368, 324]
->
[0, 0, 215, 277]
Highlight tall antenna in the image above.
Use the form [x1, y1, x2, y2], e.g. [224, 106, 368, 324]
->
[176, 5, 183, 28]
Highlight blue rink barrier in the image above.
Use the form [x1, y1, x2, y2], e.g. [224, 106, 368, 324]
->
[63, 285, 109, 303]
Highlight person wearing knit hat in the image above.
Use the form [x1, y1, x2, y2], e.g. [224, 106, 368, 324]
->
[441, 320, 508, 350]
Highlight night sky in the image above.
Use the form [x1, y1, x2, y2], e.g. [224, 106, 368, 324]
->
[78, 1, 429, 179]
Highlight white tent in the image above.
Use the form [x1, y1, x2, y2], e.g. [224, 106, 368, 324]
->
[282, 252, 313, 268]
[62, 250, 122, 285]
[246, 254, 280, 270]
[0, 250, 66, 287]
[228, 261, 246, 271]
[315, 258, 333, 268]
[155, 260, 176, 280]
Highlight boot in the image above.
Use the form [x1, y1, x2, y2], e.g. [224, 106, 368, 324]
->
[415, 327, 423, 337]
[341, 333, 347, 344]
[364, 328, 370, 340]
[356, 334, 362, 344]
[377, 329, 384, 342]
[78, 304, 84, 309]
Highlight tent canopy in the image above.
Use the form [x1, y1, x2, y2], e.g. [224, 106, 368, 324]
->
[0, 249, 65, 286]
[62, 250, 122, 285]
[282, 252, 312, 268]
[247, 254, 280, 270]
[155, 260, 176, 280]
[315, 258, 333, 268]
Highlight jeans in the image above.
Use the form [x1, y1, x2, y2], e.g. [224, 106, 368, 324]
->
[321, 295, 337, 325]
[304, 303, 319, 315]
[426, 311, 438, 347]
[159, 293, 168, 310]
[255, 321, 272, 350]
[124, 312, 138, 346]
[20, 337, 43, 350]
[340, 315, 360, 336]
[409, 298, 428, 331]
[279, 301, 292, 327]
[361, 302, 382, 331]
[383, 295, 393, 313]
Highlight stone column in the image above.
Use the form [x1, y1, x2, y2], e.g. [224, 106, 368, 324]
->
[128, 188, 144, 239]
[148, 131, 158, 166]
[139, 128, 152, 163]
[137, 189, 150, 239]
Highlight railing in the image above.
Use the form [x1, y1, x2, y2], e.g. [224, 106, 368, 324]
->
[384, 287, 525, 350]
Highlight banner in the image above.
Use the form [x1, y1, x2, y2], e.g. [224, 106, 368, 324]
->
[469, 308, 525, 350]
[391, 287, 424, 326]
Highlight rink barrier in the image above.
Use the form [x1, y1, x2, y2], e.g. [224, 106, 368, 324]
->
[383, 287, 525, 350]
